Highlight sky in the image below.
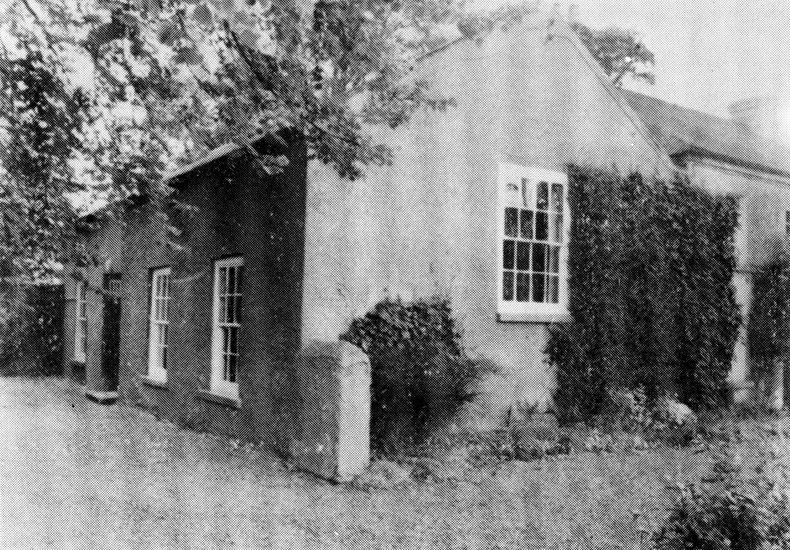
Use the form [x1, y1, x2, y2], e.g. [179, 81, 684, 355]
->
[470, 0, 790, 118]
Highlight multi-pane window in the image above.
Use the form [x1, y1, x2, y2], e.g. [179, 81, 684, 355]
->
[498, 164, 569, 317]
[147, 267, 171, 381]
[74, 281, 88, 362]
[211, 257, 243, 398]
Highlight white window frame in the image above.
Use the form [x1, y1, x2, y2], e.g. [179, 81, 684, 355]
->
[147, 267, 171, 382]
[496, 163, 570, 320]
[74, 280, 87, 362]
[210, 256, 243, 400]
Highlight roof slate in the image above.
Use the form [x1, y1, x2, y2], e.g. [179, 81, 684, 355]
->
[622, 89, 790, 178]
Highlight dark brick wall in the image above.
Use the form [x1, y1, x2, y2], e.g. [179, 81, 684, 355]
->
[115, 141, 308, 447]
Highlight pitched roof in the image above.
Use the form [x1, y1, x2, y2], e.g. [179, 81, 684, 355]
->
[622, 89, 790, 178]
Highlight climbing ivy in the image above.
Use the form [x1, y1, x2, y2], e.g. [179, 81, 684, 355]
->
[547, 165, 740, 423]
[748, 253, 790, 394]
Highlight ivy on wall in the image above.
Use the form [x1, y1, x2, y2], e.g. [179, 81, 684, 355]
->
[748, 254, 790, 393]
[547, 166, 741, 423]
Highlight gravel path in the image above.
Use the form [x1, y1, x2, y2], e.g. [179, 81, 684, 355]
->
[0, 376, 720, 549]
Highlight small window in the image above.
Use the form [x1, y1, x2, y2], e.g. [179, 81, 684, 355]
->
[210, 257, 243, 399]
[147, 267, 171, 382]
[498, 164, 569, 318]
[74, 281, 88, 362]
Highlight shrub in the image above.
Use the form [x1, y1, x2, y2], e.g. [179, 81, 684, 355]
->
[654, 443, 790, 550]
[548, 166, 740, 424]
[341, 296, 493, 453]
[0, 282, 62, 375]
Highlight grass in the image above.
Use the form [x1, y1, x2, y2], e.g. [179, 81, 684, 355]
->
[0, 375, 782, 549]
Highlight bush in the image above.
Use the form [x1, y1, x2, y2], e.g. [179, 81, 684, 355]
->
[341, 296, 493, 453]
[548, 166, 740, 424]
[0, 282, 63, 375]
[654, 443, 790, 550]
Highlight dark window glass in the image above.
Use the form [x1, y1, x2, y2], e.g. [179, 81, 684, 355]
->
[516, 242, 530, 271]
[533, 273, 545, 302]
[503, 271, 514, 301]
[533, 243, 546, 272]
[505, 207, 518, 237]
[516, 273, 530, 302]
[537, 182, 549, 210]
[503, 240, 515, 269]
[536, 212, 549, 241]
[551, 183, 563, 211]
[520, 210, 533, 239]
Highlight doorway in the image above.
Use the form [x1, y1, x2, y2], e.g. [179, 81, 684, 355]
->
[101, 274, 122, 391]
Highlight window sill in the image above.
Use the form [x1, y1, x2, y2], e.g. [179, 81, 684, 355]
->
[141, 375, 168, 390]
[497, 312, 572, 324]
[198, 389, 241, 409]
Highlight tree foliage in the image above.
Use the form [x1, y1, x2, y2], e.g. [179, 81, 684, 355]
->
[0, 42, 87, 280]
[571, 21, 655, 86]
[0, 0, 462, 279]
[547, 166, 740, 424]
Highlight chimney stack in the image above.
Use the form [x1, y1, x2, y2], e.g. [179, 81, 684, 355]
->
[728, 96, 790, 146]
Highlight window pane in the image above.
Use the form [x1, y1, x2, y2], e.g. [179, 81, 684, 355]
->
[548, 275, 560, 304]
[537, 213, 550, 242]
[226, 294, 235, 324]
[549, 246, 560, 274]
[533, 243, 546, 273]
[520, 210, 533, 239]
[219, 267, 227, 295]
[229, 326, 238, 354]
[551, 183, 563, 211]
[505, 207, 518, 237]
[516, 272, 530, 302]
[537, 182, 549, 210]
[228, 354, 237, 383]
[521, 178, 531, 208]
[516, 241, 530, 271]
[161, 345, 168, 371]
[533, 273, 545, 302]
[503, 240, 515, 270]
[553, 214, 563, 243]
[219, 297, 227, 323]
[502, 271, 514, 301]
[236, 266, 243, 294]
[228, 266, 236, 295]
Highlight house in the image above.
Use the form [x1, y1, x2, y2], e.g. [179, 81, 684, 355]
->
[61, 7, 789, 459]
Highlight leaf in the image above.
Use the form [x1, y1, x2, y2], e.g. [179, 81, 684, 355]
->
[192, 4, 213, 27]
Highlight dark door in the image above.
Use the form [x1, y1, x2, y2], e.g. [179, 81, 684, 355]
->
[101, 274, 122, 391]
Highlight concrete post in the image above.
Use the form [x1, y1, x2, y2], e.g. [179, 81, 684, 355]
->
[289, 340, 370, 482]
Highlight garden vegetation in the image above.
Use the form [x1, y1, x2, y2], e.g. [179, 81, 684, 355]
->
[547, 165, 741, 423]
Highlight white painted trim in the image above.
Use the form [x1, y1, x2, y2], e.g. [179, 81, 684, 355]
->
[74, 281, 87, 363]
[210, 256, 243, 400]
[147, 267, 171, 382]
[496, 163, 570, 319]
[687, 155, 790, 190]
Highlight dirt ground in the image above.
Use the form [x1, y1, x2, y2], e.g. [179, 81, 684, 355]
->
[0, 376, 747, 549]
